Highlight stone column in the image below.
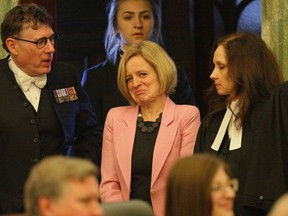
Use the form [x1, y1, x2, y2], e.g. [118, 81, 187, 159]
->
[0, 0, 19, 59]
[262, 0, 288, 80]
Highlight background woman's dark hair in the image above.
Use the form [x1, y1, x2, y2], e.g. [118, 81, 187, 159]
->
[204, 32, 283, 127]
[1, 3, 53, 52]
[166, 154, 231, 216]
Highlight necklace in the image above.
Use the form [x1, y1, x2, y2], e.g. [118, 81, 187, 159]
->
[137, 112, 162, 133]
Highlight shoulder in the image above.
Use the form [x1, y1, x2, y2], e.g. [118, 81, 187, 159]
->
[0, 56, 11, 69]
[83, 60, 117, 85]
[175, 104, 200, 115]
[0, 56, 8, 64]
[107, 106, 134, 118]
[175, 66, 188, 79]
[49, 62, 80, 82]
[165, 97, 199, 116]
[51, 61, 78, 71]
[50, 62, 79, 77]
[86, 60, 116, 75]
[199, 109, 226, 131]
[173, 105, 200, 122]
[266, 81, 288, 108]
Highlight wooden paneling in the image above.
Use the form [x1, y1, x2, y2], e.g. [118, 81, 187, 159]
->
[162, 0, 195, 90]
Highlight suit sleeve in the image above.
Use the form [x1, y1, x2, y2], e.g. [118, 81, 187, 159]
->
[71, 67, 103, 167]
[82, 64, 105, 127]
[194, 123, 206, 153]
[100, 110, 124, 202]
[180, 106, 201, 156]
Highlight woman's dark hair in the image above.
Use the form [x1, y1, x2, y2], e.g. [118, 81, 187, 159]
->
[204, 32, 283, 126]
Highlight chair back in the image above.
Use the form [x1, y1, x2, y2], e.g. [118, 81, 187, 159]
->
[101, 199, 154, 216]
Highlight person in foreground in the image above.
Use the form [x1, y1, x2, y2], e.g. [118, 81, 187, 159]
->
[24, 156, 103, 216]
[0, 3, 102, 213]
[195, 32, 287, 216]
[82, 0, 195, 126]
[268, 193, 288, 216]
[166, 154, 237, 216]
[100, 41, 200, 216]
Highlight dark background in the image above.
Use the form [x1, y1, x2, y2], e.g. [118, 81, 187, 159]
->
[20, 0, 261, 117]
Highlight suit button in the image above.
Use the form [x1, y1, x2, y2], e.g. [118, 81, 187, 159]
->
[30, 119, 35, 124]
[33, 138, 39, 143]
[150, 189, 155, 196]
[23, 102, 28, 107]
[258, 196, 264, 203]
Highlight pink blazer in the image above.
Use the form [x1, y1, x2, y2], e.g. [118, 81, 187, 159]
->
[100, 97, 200, 216]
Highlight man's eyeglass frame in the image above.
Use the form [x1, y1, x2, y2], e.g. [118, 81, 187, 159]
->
[12, 33, 59, 49]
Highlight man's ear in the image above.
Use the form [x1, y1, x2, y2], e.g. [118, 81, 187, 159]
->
[38, 197, 55, 216]
[5, 38, 18, 55]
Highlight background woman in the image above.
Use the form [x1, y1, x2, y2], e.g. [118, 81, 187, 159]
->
[82, 0, 194, 126]
[166, 154, 237, 216]
[195, 32, 285, 216]
[100, 41, 200, 216]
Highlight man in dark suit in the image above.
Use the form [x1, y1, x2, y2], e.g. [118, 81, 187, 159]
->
[0, 3, 102, 214]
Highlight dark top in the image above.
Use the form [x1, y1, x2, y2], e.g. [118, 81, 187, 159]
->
[195, 81, 288, 216]
[82, 56, 195, 126]
[130, 122, 159, 206]
[0, 57, 102, 214]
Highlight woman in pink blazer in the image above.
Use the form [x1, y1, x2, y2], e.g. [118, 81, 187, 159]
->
[100, 41, 201, 216]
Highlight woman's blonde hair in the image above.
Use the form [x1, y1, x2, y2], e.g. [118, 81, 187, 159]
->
[118, 40, 177, 105]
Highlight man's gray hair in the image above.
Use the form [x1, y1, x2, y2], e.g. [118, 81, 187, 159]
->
[24, 156, 98, 216]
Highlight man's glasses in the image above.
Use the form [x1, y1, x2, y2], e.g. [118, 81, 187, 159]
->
[210, 178, 239, 193]
[12, 33, 59, 49]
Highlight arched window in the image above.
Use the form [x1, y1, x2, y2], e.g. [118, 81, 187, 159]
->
[237, 0, 261, 35]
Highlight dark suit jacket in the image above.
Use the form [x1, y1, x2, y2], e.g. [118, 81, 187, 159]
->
[195, 82, 288, 216]
[0, 57, 102, 214]
[82, 58, 195, 126]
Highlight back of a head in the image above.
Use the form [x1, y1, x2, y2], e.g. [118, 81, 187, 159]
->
[24, 156, 98, 216]
[268, 193, 288, 216]
[166, 154, 229, 216]
[101, 199, 154, 216]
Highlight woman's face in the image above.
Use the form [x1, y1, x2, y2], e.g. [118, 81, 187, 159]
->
[210, 167, 236, 216]
[125, 55, 163, 105]
[210, 45, 236, 96]
[116, 0, 154, 50]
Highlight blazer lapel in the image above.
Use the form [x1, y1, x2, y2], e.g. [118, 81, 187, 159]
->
[114, 106, 139, 191]
[151, 97, 177, 186]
